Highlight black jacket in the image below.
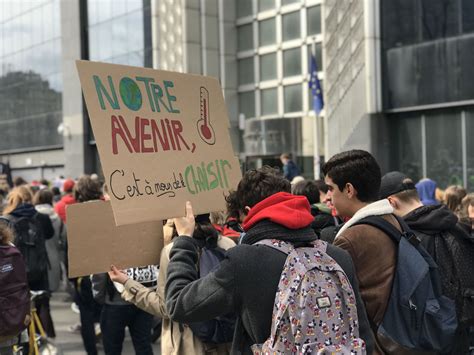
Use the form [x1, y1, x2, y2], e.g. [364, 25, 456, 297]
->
[165, 220, 374, 354]
[404, 204, 474, 353]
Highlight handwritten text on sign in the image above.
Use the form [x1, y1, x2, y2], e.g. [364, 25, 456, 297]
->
[76, 61, 241, 225]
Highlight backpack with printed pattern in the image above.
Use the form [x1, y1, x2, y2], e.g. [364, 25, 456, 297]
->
[252, 239, 366, 354]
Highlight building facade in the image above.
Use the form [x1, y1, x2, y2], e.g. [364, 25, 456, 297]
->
[324, 0, 474, 190]
[2, 0, 471, 187]
[0, 0, 323, 181]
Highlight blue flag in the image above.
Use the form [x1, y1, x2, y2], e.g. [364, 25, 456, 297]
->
[309, 53, 324, 115]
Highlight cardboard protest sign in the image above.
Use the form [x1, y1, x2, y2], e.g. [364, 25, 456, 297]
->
[76, 60, 241, 226]
[67, 200, 163, 278]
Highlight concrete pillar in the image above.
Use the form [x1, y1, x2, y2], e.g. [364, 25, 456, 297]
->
[60, 0, 86, 178]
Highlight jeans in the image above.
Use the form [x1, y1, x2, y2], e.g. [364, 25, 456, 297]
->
[100, 304, 153, 355]
[75, 278, 101, 355]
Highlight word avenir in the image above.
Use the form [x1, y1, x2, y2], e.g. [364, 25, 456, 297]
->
[111, 115, 196, 155]
[94, 74, 180, 113]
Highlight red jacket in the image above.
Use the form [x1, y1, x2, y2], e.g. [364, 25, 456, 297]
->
[54, 194, 77, 223]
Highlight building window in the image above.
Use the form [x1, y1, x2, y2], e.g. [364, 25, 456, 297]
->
[282, 11, 300, 41]
[425, 111, 463, 188]
[238, 24, 254, 51]
[260, 53, 277, 81]
[466, 109, 474, 191]
[307, 43, 323, 68]
[282, 0, 299, 5]
[284, 84, 302, 112]
[239, 91, 256, 119]
[283, 47, 301, 77]
[259, 0, 275, 12]
[307, 6, 322, 36]
[389, 114, 423, 183]
[0, 0, 63, 152]
[259, 18, 276, 46]
[238, 57, 255, 85]
[237, 0, 253, 18]
[261, 88, 278, 115]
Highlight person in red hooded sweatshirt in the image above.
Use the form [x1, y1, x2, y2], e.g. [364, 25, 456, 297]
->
[54, 178, 76, 223]
[111, 166, 373, 354]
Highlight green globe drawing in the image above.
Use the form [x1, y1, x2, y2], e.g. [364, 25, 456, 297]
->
[119, 77, 142, 111]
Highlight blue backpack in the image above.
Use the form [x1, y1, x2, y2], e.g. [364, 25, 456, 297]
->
[354, 215, 457, 353]
[187, 245, 236, 344]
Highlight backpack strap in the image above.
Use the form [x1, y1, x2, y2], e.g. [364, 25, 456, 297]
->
[353, 215, 420, 246]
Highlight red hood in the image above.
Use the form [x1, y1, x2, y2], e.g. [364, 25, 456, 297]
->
[62, 194, 76, 205]
[243, 192, 314, 231]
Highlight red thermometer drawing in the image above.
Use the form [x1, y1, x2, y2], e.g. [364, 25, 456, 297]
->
[197, 87, 216, 145]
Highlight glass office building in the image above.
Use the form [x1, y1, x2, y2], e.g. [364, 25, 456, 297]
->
[0, 0, 62, 153]
[236, 0, 323, 171]
[383, 0, 474, 189]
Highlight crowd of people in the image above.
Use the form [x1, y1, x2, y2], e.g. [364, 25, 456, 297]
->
[1, 149, 474, 355]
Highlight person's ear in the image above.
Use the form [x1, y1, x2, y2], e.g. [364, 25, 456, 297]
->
[344, 183, 357, 199]
[387, 196, 397, 209]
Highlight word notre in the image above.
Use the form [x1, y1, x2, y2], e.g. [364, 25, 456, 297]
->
[94, 75, 180, 113]
[184, 160, 232, 195]
[111, 115, 196, 155]
[109, 170, 186, 200]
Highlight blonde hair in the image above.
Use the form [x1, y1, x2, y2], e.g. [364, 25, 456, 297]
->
[459, 193, 474, 224]
[0, 223, 13, 245]
[444, 185, 467, 215]
[3, 185, 33, 216]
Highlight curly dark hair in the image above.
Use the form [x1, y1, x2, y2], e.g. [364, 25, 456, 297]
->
[236, 166, 291, 211]
[75, 175, 102, 202]
[292, 180, 321, 205]
[225, 190, 241, 220]
[322, 150, 381, 203]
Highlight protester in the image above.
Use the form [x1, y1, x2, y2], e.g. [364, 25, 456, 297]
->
[54, 178, 76, 223]
[2, 185, 55, 337]
[34, 189, 66, 293]
[415, 178, 439, 206]
[292, 180, 336, 237]
[51, 186, 61, 204]
[72, 176, 103, 355]
[279, 153, 300, 181]
[109, 216, 235, 354]
[139, 166, 373, 354]
[13, 176, 27, 187]
[0, 223, 30, 355]
[92, 266, 157, 355]
[444, 185, 467, 216]
[460, 193, 474, 230]
[380, 171, 473, 354]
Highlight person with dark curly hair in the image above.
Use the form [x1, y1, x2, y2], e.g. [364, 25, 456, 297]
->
[124, 166, 373, 354]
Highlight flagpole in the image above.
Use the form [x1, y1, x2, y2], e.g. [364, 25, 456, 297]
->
[311, 39, 321, 180]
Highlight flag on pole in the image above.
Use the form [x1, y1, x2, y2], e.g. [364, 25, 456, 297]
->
[309, 53, 324, 115]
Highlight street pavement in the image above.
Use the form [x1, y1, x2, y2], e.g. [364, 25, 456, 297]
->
[50, 292, 161, 354]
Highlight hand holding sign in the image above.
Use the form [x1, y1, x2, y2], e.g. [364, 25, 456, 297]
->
[109, 265, 129, 284]
[173, 201, 195, 237]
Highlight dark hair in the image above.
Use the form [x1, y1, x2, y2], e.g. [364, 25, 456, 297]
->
[34, 189, 54, 206]
[225, 190, 241, 220]
[13, 176, 27, 187]
[51, 187, 60, 196]
[236, 166, 291, 211]
[314, 179, 329, 194]
[75, 175, 102, 202]
[322, 150, 381, 202]
[292, 180, 320, 204]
